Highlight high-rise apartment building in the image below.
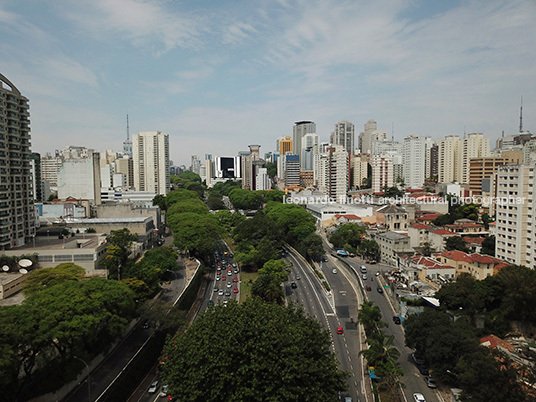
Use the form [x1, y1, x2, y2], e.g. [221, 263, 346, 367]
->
[58, 153, 102, 204]
[40, 155, 63, 188]
[327, 146, 349, 201]
[371, 154, 394, 193]
[438, 135, 461, 183]
[460, 133, 490, 184]
[330, 121, 355, 153]
[132, 131, 170, 195]
[0, 73, 35, 249]
[350, 152, 369, 190]
[292, 121, 316, 158]
[469, 156, 516, 196]
[359, 120, 387, 154]
[372, 139, 402, 156]
[495, 163, 536, 268]
[301, 133, 319, 172]
[403, 135, 427, 188]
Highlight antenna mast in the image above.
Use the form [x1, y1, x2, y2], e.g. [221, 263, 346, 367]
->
[519, 95, 523, 133]
[126, 113, 130, 140]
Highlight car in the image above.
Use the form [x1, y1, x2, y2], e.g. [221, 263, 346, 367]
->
[344, 397, 353, 402]
[377, 286, 384, 293]
[291, 282, 297, 289]
[213, 285, 219, 292]
[207, 300, 214, 307]
[232, 262, 237, 267]
[332, 269, 337, 274]
[375, 271, 380, 276]
[233, 276, 238, 282]
[159, 384, 169, 397]
[234, 269, 239, 274]
[227, 270, 232, 276]
[223, 300, 228, 306]
[424, 376, 437, 388]
[336, 326, 343, 334]
[227, 282, 232, 288]
[296, 275, 300, 280]
[322, 256, 328, 262]
[392, 316, 401, 325]
[229, 253, 233, 258]
[142, 319, 150, 329]
[216, 275, 221, 281]
[413, 393, 426, 402]
[360, 265, 367, 273]
[362, 274, 367, 280]
[417, 364, 429, 376]
[222, 275, 226, 281]
[218, 289, 224, 296]
[366, 285, 372, 291]
[225, 289, 231, 296]
[148, 380, 159, 394]
[233, 287, 239, 293]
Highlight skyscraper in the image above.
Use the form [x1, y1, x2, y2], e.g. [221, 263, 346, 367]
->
[359, 120, 387, 154]
[330, 121, 355, 153]
[402, 135, 427, 188]
[0, 73, 35, 249]
[132, 131, 170, 195]
[292, 121, 316, 158]
[276, 136, 293, 155]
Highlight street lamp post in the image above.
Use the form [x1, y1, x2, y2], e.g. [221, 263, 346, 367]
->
[73, 356, 91, 402]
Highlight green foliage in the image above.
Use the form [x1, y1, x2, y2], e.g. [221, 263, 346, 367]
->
[171, 171, 201, 183]
[261, 189, 284, 203]
[265, 161, 277, 179]
[161, 298, 348, 401]
[358, 239, 379, 260]
[86, 228, 96, 233]
[258, 259, 289, 283]
[165, 189, 201, 208]
[445, 236, 470, 252]
[23, 263, 85, 295]
[329, 223, 366, 249]
[170, 212, 222, 259]
[265, 202, 316, 245]
[152, 194, 167, 211]
[209, 180, 242, 196]
[215, 209, 246, 231]
[102, 228, 138, 280]
[382, 186, 404, 198]
[185, 181, 205, 198]
[421, 242, 435, 257]
[358, 301, 385, 337]
[229, 188, 262, 210]
[302, 232, 324, 261]
[481, 235, 495, 256]
[206, 194, 225, 210]
[434, 201, 481, 226]
[167, 198, 208, 216]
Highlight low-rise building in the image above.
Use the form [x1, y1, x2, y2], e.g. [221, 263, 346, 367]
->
[0, 272, 26, 299]
[434, 250, 507, 279]
[408, 224, 432, 248]
[428, 229, 457, 252]
[374, 204, 409, 231]
[375, 231, 413, 266]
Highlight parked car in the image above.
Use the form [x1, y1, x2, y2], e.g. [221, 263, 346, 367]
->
[148, 380, 159, 394]
[424, 376, 437, 388]
[159, 384, 169, 397]
[291, 282, 297, 289]
[392, 316, 401, 325]
[413, 393, 426, 402]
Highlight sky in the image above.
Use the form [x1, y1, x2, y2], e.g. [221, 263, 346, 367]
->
[1, 0, 535, 166]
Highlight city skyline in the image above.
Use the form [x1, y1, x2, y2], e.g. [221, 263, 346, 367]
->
[0, 0, 534, 165]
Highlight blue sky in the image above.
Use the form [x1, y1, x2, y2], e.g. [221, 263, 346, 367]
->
[1, 0, 535, 166]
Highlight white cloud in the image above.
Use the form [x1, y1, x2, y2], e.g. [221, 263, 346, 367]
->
[222, 22, 258, 45]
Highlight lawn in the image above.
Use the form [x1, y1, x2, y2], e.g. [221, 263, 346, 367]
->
[239, 271, 259, 303]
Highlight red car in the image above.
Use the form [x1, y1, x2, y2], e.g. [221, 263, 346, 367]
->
[233, 287, 239, 293]
[233, 277, 238, 282]
[222, 275, 226, 281]
[366, 285, 372, 291]
[336, 326, 343, 334]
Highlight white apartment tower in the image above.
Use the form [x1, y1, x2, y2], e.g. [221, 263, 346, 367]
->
[301, 133, 319, 171]
[350, 152, 369, 190]
[460, 133, 491, 184]
[133, 131, 170, 195]
[330, 121, 355, 153]
[371, 154, 394, 193]
[495, 163, 536, 268]
[328, 146, 349, 201]
[403, 135, 427, 188]
[0, 73, 35, 249]
[359, 119, 388, 154]
[438, 136, 461, 183]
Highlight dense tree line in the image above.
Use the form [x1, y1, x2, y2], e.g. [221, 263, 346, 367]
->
[160, 298, 348, 401]
[0, 264, 136, 400]
[252, 259, 290, 303]
[405, 265, 536, 401]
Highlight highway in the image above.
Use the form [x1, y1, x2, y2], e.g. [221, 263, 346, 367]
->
[285, 248, 369, 402]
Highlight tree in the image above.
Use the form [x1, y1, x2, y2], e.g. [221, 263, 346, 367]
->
[207, 194, 225, 210]
[265, 161, 277, 179]
[102, 228, 138, 280]
[252, 274, 285, 303]
[23, 263, 85, 295]
[258, 259, 289, 284]
[421, 242, 435, 257]
[481, 235, 495, 256]
[171, 212, 222, 260]
[229, 188, 262, 210]
[185, 181, 205, 198]
[357, 301, 385, 337]
[329, 224, 366, 250]
[161, 298, 348, 401]
[302, 233, 324, 261]
[152, 194, 167, 211]
[358, 239, 379, 261]
[445, 235, 470, 252]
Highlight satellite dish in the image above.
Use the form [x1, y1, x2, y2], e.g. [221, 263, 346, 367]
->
[19, 268, 28, 274]
[2, 265, 9, 272]
[18, 259, 33, 268]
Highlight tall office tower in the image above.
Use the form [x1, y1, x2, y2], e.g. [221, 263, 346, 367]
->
[132, 131, 170, 195]
[429, 144, 439, 178]
[403, 135, 426, 188]
[40, 154, 63, 188]
[350, 152, 369, 190]
[276, 136, 293, 155]
[0, 73, 35, 249]
[58, 152, 102, 204]
[115, 156, 134, 188]
[330, 121, 355, 153]
[123, 114, 132, 157]
[327, 146, 350, 201]
[459, 133, 490, 184]
[359, 119, 387, 154]
[371, 154, 394, 193]
[438, 135, 461, 183]
[30, 153, 42, 202]
[372, 139, 402, 155]
[284, 154, 300, 186]
[301, 133, 319, 171]
[495, 163, 536, 268]
[292, 121, 316, 157]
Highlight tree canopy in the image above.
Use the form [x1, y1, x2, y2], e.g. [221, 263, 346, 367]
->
[161, 298, 348, 401]
[23, 263, 85, 295]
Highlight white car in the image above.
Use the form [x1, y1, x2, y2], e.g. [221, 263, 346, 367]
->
[148, 380, 159, 394]
[413, 393, 426, 402]
[332, 269, 337, 274]
[218, 289, 224, 296]
[159, 384, 169, 397]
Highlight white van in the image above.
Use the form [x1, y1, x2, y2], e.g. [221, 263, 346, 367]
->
[360, 265, 367, 273]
